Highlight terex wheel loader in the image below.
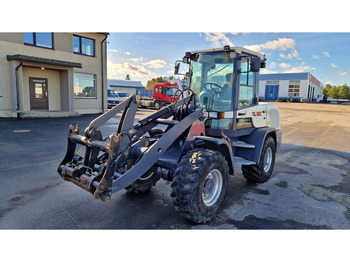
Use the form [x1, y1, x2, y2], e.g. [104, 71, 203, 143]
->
[58, 46, 282, 223]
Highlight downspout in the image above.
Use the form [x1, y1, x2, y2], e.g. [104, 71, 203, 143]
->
[101, 34, 108, 112]
[15, 60, 23, 118]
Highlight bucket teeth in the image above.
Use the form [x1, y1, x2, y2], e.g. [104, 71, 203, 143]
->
[68, 124, 79, 135]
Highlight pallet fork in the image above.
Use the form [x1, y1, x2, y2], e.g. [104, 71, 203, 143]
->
[58, 93, 199, 201]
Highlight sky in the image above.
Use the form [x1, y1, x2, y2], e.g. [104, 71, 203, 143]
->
[106, 32, 350, 87]
[3, 1, 350, 89]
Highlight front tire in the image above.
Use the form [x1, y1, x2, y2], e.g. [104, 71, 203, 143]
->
[242, 135, 276, 183]
[154, 100, 161, 110]
[171, 149, 229, 223]
[125, 169, 160, 194]
[125, 130, 162, 194]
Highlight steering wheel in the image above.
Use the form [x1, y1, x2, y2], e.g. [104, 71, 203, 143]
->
[203, 82, 224, 93]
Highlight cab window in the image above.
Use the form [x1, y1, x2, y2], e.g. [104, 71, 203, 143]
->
[239, 57, 255, 108]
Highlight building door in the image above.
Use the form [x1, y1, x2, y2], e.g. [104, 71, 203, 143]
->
[29, 77, 48, 110]
[265, 85, 279, 101]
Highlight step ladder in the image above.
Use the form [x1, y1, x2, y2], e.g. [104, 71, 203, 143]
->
[232, 140, 256, 165]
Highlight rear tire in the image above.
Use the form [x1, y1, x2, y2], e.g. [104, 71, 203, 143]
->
[242, 136, 276, 183]
[171, 149, 229, 223]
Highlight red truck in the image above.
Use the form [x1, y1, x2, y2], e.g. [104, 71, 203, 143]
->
[138, 82, 180, 110]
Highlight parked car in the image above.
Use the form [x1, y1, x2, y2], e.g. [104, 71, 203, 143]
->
[277, 97, 288, 102]
[107, 88, 130, 109]
[116, 92, 130, 100]
[288, 97, 300, 102]
[83, 86, 95, 97]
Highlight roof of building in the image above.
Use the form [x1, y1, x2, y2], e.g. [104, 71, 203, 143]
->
[260, 72, 309, 81]
[260, 72, 322, 87]
[108, 79, 145, 89]
[7, 54, 82, 68]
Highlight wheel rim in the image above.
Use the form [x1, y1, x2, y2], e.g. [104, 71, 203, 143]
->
[139, 171, 154, 181]
[263, 148, 272, 172]
[202, 169, 222, 207]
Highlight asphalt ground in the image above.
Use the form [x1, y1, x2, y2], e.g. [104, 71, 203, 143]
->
[0, 103, 350, 230]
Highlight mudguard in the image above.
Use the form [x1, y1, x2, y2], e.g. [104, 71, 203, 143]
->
[193, 136, 235, 175]
[235, 127, 281, 164]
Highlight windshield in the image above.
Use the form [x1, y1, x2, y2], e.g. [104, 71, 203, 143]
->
[108, 90, 117, 97]
[189, 51, 234, 112]
[166, 87, 178, 96]
[118, 93, 130, 97]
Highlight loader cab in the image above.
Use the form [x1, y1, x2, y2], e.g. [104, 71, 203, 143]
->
[180, 46, 266, 136]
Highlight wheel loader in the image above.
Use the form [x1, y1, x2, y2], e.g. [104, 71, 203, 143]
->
[58, 46, 282, 223]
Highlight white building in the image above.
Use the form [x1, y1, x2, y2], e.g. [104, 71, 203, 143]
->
[107, 79, 144, 94]
[259, 72, 323, 102]
[0, 33, 108, 118]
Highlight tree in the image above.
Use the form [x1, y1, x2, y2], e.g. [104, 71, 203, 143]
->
[145, 76, 182, 90]
[329, 86, 341, 99]
[323, 84, 332, 96]
[339, 84, 350, 99]
[125, 74, 131, 80]
[325, 83, 350, 100]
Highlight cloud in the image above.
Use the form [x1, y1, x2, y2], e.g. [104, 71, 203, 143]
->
[244, 44, 262, 52]
[269, 62, 276, 69]
[311, 52, 330, 60]
[279, 50, 300, 60]
[261, 69, 278, 74]
[339, 72, 347, 76]
[331, 63, 338, 68]
[204, 33, 234, 47]
[166, 69, 187, 75]
[283, 62, 315, 73]
[279, 62, 292, 68]
[107, 61, 153, 79]
[244, 38, 296, 53]
[264, 38, 296, 50]
[143, 59, 167, 69]
[125, 52, 131, 55]
[108, 49, 118, 53]
[129, 57, 143, 63]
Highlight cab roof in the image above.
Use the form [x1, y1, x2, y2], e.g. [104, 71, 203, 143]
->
[190, 46, 265, 60]
[155, 82, 179, 87]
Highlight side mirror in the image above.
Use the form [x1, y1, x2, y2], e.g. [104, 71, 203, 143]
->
[174, 62, 180, 75]
[250, 57, 261, 72]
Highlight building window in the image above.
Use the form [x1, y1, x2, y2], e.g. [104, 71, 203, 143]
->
[288, 80, 300, 97]
[266, 81, 279, 85]
[73, 35, 95, 56]
[24, 33, 53, 49]
[74, 73, 96, 98]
